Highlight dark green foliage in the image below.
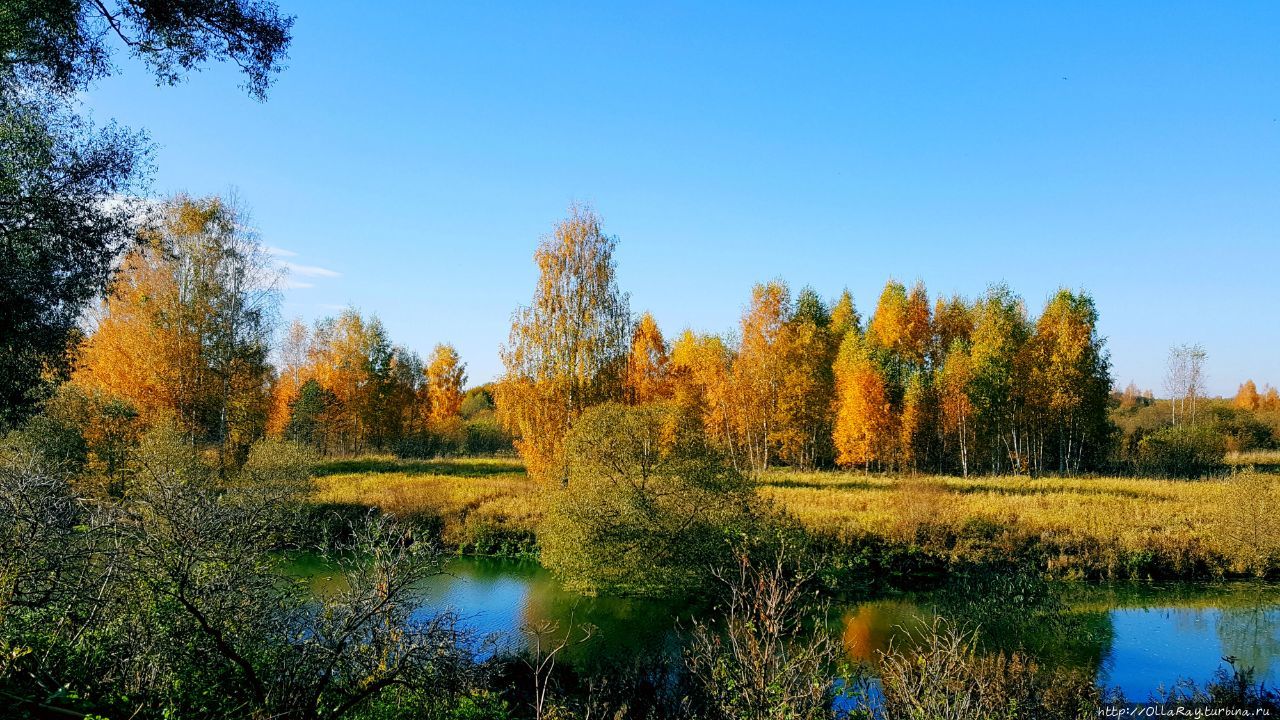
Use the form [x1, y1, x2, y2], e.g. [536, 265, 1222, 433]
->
[285, 378, 335, 448]
[1, 406, 88, 471]
[793, 285, 831, 327]
[393, 419, 513, 460]
[1207, 405, 1275, 453]
[394, 430, 447, 459]
[460, 386, 497, 419]
[1137, 425, 1227, 478]
[0, 93, 147, 427]
[0, 0, 293, 98]
[464, 417, 514, 455]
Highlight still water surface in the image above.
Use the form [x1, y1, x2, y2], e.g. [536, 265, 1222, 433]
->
[288, 554, 1280, 699]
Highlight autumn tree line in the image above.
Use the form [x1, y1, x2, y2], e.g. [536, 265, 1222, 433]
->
[495, 206, 1115, 481]
[48, 195, 509, 481]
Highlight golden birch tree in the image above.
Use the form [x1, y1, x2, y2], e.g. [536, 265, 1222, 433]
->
[730, 282, 790, 473]
[496, 205, 630, 481]
[774, 287, 835, 469]
[937, 341, 975, 476]
[833, 333, 892, 470]
[625, 312, 671, 404]
[669, 330, 738, 467]
[426, 343, 467, 424]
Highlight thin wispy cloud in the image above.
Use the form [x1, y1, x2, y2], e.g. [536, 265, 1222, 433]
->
[284, 262, 341, 278]
[266, 245, 299, 258]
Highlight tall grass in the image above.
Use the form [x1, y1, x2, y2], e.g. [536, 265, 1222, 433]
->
[312, 456, 540, 553]
[761, 469, 1280, 578]
[308, 456, 1280, 577]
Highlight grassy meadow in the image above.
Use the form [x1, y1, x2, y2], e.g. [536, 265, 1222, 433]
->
[312, 456, 541, 554]
[310, 455, 1280, 580]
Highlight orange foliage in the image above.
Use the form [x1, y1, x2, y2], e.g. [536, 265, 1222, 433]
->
[625, 312, 671, 404]
[833, 333, 892, 469]
[1235, 380, 1261, 412]
[426, 343, 467, 423]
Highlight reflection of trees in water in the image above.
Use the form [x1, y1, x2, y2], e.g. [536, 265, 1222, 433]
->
[1109, 586, 1280, 683]
[840, 600, 930, 667]
[1214, 604, 1280, 680]
[837, 594, 1114, 681]
[928, 572, 1115, 676]
[516, 567, 687, 670]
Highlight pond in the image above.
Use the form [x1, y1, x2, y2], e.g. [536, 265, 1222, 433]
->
[284, 554, 1280, 701]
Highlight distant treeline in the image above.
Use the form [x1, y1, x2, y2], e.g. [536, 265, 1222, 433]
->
[495, 206, 1121, 479]
[7, 198, 1277, 480]
[49, 196, 511, 483]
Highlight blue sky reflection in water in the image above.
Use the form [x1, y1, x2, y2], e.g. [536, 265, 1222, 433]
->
[291, 554, 1280, 699]
[1101, 605, 1280, 699]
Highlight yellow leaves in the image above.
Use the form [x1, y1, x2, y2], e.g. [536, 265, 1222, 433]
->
[833, 333, 892, 469]
[866, 280, 931, 366]
[669, 329, 734, 451]
[774, 298, 837, 469]
[498, 205, 629, 482]
[625, 312, 670, 405]
[71, 195, 279, 464]
[829, 290, 860, 341]
[731, 282, 791, 472]
[898, 373, 928, 471]
[426, 344, 466, 424]
[1235, 380, 1261, 411]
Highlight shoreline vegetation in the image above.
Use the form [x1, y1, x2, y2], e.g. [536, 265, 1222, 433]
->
[311, 455, 1280, 582]
[5, 2, 1280, 718]
[6, 196, 1279, 718]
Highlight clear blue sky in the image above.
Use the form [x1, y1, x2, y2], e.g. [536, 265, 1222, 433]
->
[82, 2, 1279, 396]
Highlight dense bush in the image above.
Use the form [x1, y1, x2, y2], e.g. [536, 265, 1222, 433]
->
[0, 424, 481, 719]
[240, 436, 318, 485]
[540, 402, 759, 597]
[1136, 424, 1227, 477]
[393, 419, 512, 459]
[465, 417, 515, 455]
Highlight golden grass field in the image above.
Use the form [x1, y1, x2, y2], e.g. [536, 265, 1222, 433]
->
[758, 469, 1280, 577]
[312, 457, 541, 550]
[312, 456, 1280, 577]
[1226, 448, 1280, 466]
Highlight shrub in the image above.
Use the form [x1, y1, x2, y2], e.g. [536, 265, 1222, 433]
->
[393, 419, 473, 459]
[241, 437, 318, 486]
[539, 402, 758, 597]
[1217, 472, 1280, 575]
[1137, 425, 1226, 477]
[685, 544, 842, 720]
[394, 431, 440, 459]
[465, 417, 514, 455]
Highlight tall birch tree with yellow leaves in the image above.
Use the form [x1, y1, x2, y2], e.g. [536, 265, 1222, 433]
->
[496, 206, 630, 482]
